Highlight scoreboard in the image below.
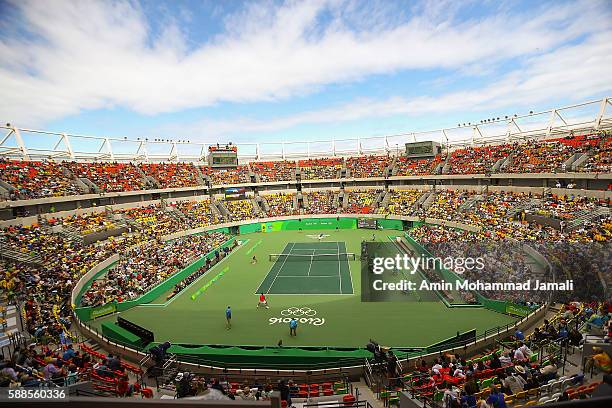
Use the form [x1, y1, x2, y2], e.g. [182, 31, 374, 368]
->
[208, 144, 238, 167]
[357, 218, 377, 229]
[224, 187, 246, 200]
[404, 141, 442, 158]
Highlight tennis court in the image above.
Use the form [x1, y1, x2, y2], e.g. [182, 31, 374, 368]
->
[255, 242, 354, 294]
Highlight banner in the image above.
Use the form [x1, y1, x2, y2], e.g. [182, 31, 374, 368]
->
[505, 303, 532, 317]
[90, 302, 117, 319]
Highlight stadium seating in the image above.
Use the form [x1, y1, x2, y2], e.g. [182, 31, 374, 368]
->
[140, 162, 201, 188]
[207, 165, 251, 185]
[251, 161, 295, 182]
[298, 158, 343, 180]
[344, 190, 381, 214]
[0, 159, 81, 199]
[264, 193, 299, 216]
[346, 155, 391, 178]
[395, 156, 442, 176]
[63, 161, 146, 192]
[1, 131, 611, 202]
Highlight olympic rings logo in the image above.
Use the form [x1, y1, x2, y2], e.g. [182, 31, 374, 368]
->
[280, 307, 317, 317]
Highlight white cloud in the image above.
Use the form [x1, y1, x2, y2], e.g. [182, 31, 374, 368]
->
[153, 31, 612, 142]
[0, 0, 611, 127]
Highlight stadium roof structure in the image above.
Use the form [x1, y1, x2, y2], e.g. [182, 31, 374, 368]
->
[1, 97, 611, 163]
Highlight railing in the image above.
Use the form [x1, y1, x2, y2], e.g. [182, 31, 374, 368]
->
[303, 400, 373, 408]
[1, 98, 611, 162]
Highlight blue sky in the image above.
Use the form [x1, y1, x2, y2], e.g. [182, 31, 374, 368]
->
[1, 0, 611, 150]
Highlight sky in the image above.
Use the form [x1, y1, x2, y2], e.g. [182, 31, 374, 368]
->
[0, 0, 611, 154]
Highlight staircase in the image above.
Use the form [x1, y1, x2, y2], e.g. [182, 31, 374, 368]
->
[213, 200, 231, 221]
[143, 175, 161, 189]
[256, 196, 270, 215]
[375, 191, 388, 210]
[418, 191, 436, 211]
[571, 152, 590, 171]
[384, 158, 396, 178]
[338, 192, 348, 209]
[507, 198, 542, 219]
[59, 225, 84, 244]
[78, 177, 100, 194]
[193, 166, 207, 186]
[0, 239, 44, 265]
[566, 206, 611, 231]
[459, 194, 484, 212]
[250, 198, 263, 217]
[333, 192, 341, 209]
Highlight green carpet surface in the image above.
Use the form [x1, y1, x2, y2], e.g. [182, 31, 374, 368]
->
[91, 229, 516, 348]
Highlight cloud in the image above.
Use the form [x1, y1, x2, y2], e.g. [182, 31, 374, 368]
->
[0, 0, 611, 127]
[153, 31, 612, 142]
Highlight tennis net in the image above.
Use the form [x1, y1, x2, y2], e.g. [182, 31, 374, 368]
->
[269, 253, 356, 262]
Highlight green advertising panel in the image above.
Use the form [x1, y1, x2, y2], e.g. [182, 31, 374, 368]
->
[377, 218, 404, 230]
[90, 302, 117, 319]
[240, 218, 357, 234]
[505, 303, 532, 317]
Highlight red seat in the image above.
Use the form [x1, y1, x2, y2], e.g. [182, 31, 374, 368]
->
[343, 395, 356, 407]
[140, 387, 153, 398]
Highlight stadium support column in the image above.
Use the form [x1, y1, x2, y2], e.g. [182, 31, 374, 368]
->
[11, 127, 30, 160]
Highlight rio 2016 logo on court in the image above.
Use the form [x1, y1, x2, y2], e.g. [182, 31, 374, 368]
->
[269, 307, 325, 326]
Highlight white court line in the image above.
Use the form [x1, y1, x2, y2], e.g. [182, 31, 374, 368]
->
[264, 242, 295, 294]
[344, 242, 355, 295]
[337, 241, 342, 294]
[306, 249, 315, 277]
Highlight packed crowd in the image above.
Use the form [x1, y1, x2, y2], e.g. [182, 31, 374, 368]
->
[1, 225, 152, 341]
[206, 166, 251, 185]
[63, 161, 146, 193]
[304, 191, 337, 214]
[223, 199, 258, 221]
[140, 163, 201, 188]
[582, 134, 612, 173]
[447, 144, 514, 175]
[1, 184, 610, 345]
[346, 155, 391, 178]
[508, 135, 600, 173]
[536, 194, 601, 220]
[1, 132, 610, 201]
[0, 159, 81, 199]
[379, 190, 423, 215]
[80, 232, 228, 307]
[251, 161, 295, 182]
[263, 193, 298, 217]
[298, 158, 343, 180]
[394, 156, 442, 176]
[58, 212, 117, 235]
[171, 199, 218, 228]
[344, 189, 381, 214]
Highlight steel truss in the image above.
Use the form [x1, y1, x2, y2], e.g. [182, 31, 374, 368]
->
[1, 97, 611, 163]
